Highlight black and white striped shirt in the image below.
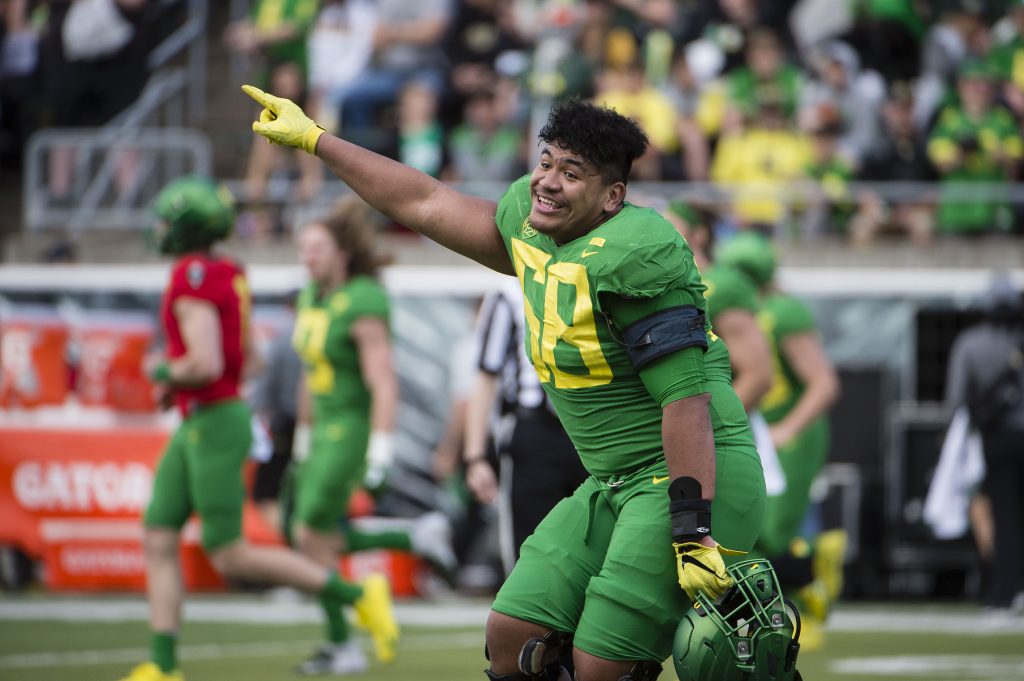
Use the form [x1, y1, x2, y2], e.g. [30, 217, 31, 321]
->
[474, 278, 546, 412]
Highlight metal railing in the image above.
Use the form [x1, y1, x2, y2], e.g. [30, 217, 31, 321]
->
[24, 127, 212, 233]
[226, 177, 1024, 239]
[22, 0, 209, 235]
[147, 0, 208, 122]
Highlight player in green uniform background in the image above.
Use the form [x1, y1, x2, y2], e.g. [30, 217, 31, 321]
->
[662, 203, 773, 412]
[662, 204, 787, 500]
[718, 231, 845, 649]
[243, 83, 802, 680]
[120, 179, 398, 681]
[289, 197, 452, 674]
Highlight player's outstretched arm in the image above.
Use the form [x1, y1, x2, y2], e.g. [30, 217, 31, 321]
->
[242, 85, 512, 274]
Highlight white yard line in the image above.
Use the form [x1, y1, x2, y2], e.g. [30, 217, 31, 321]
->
[0, 598, 491, 627]
[0, 631, 483, 670]
[3, 600, 1023, 635]
[830, 654, 1024, 679]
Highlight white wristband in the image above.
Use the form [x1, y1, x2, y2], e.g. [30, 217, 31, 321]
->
[363, 431, 394, 489]
[292, 423, 311, 462]
[366, 431, 395, 469]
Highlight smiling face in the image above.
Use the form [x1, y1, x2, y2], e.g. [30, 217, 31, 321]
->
[528, 144, 626, 244]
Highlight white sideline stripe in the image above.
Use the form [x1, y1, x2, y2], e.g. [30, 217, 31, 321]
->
[827, 610, 1024, 635]
[3, 600, 1024, 635]
[0, 631, 482, 670]
[0, 599, 491, 627]
[2, 264, 1022, 297]
[830, 654, 1024, 678]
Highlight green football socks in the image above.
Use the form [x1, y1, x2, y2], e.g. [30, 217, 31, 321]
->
[151, 631, 177, 673]
[344, 527, 412, 553]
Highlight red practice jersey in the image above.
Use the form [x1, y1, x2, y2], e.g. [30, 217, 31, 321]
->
[161, 254, 250, 415]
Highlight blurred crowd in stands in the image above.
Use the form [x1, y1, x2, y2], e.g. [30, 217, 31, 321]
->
[2, 0, 1024, 247]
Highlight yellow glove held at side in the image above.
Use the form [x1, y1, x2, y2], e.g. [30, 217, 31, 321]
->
[673, 541, 746, 602]
[242, 84, 325, 155]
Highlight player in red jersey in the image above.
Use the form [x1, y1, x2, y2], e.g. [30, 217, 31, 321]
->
[119, 178, 398, 681]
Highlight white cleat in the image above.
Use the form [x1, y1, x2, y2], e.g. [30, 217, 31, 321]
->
[295, 640, 369, 676]
[411, 511, 458, 582]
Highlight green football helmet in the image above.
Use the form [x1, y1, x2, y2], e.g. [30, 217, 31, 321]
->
[715, 232, 776, 288]
[673, 559, 802, 681]
[152, 177, 235, 255]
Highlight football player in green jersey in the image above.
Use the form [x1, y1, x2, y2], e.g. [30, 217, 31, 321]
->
[662, 203, 773, 413]
[663, 204, 786, 499]
[289, 196, 413, 674]
[244, 85, 796, 681]
[717, 231, 845, 648]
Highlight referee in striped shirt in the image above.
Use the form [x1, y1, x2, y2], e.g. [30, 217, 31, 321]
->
[463, 278, 588, 575]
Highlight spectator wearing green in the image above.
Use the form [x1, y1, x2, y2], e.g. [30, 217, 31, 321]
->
[225, 0, 322, 202]
[802, 111, 856, 238]
[927, 59, 1023, 235]
[447, 89, 523, 182]
[225, 0, 321, 86]
[855, 0, 925, 39]
[727, 28, 803, 124]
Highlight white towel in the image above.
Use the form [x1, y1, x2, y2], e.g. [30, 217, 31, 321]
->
[750, 411, 787, 496]
[248, 416, 274, 463]
[923, 407, 986, 540]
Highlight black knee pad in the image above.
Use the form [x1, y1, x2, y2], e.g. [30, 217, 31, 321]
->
[485, 666, 566, 681]
[574, 660, 662, 681]
[519, 630, 572, 676]
[624, 660, 663, 681]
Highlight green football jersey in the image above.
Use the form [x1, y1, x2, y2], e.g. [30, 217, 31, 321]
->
[494, 176, 733, 478]
[292, 276, 390, 420]
[757, 293, 816, 423]
[702, 265, 759, 330]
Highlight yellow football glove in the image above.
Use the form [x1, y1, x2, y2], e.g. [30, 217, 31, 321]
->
[241, 84, 325, 155]
[674, 541, 746, 602]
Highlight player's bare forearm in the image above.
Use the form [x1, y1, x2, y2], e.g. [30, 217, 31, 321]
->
[463, 371, 499, 462]
[366, 369, 398, 433]
[168, 298, 224, 387]
[314, 134, 513, 274]
[777, 332, 840, 439]
[662, 394, 716, 499]
[716, 310, 773, 411]
[353, 318, 398, 432]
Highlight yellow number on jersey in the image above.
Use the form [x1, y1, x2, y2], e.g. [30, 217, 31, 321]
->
[511, 239, 613, 389]
[757, 311, 791, 410]
[231, 274, 252, 334]
[293, 309, 335, 394]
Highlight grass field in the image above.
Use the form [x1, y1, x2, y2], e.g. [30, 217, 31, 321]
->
[1, 596, 1023, 681]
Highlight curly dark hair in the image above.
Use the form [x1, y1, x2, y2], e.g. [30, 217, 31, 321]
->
[537, 99, 649, 184]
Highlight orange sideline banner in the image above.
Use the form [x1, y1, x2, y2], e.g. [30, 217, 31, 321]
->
[0, 426, 424, 594]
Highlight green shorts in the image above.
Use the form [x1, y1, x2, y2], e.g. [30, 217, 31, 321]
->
[144, 399, 252, 551]
[491, 380, 766, 662]
[293, 412, 369, 532]
[754, 416, 830, 556]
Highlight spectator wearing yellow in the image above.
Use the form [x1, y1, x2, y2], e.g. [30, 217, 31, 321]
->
[596, 57, 682, 180]
[709, 92, 811, 229]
